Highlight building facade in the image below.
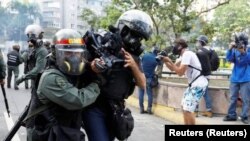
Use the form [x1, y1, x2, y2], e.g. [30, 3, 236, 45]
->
[41, 0, 111, 37]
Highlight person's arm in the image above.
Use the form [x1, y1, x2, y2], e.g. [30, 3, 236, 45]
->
[235, 47, 250, 66]
[162, 57, 187, 76]
[226, 42, 236, 62]
[25, 48, 48, 79]
[122, 48, 146, 89]
[37, 71, 100, 110]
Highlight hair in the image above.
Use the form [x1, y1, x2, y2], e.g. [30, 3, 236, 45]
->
[12, 45, 20, 51]
[174, 38, 188, 48]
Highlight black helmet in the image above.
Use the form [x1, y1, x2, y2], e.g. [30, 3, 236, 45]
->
[235, 32, 248, 47]
[116, 9, 153, 40]
[116, 9, 153, 55]
[53, 29, 87, 75]
[25, 24, 44, 46]
[196, 35, 208, 45]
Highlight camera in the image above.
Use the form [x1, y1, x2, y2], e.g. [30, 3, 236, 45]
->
[155, 50, 168, 61]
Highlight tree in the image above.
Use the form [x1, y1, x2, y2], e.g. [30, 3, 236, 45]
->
[0, 6, 10, 41]
[211, 0, 250, 46]
[111, 0, 230, 47]
[6, 1, 42, 41]
[80, 8, 99, 29]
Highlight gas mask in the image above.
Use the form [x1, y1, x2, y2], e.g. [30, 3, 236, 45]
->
[121, 26, 144, 56]
[195, 41, 202, 48]
[62, 55, 85, 75]
[172, 45, 182, 56]
[56, 48, 86, 76]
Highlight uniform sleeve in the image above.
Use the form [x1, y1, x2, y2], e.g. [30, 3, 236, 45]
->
[0, 51, 6, 79]
[25, 48, 48, 79]
[38, 72, 100, 110]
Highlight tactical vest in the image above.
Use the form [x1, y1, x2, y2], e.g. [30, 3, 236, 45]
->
[100, 55, 140, 100]
[7, 50, 20, 66]
[26, 69, 83, 140]
[27, 49, 36, 71]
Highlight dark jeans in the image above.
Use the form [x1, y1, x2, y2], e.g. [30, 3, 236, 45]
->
[82, 107, 115, 141]
[7, 66, 19, 88]
[196, 85, 212, 112]
[139, 77, 153, 111]
[227, 82, 250, 119]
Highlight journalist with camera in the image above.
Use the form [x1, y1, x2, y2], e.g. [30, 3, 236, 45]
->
[138, 45, 162, 114]
[81, 9, 153, 141]
[223, 32, 250, 124]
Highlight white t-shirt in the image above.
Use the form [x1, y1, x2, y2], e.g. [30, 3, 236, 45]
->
[180, 50, 208, 87]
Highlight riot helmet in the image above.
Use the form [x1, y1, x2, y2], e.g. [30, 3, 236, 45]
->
[116, 9, 153, 55]
[172, 38, 188, 56]
[235, 32, 248, 48]
[24, 24, 44, 47]
[53, 29, 87, 75]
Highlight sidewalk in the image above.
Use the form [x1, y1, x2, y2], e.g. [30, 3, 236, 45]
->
[126, 96, 246, 125]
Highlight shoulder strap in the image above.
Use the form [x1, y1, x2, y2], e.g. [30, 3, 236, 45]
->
[188, 65, 202, 87]
[188, 65, 201, 72]
[23, 104, 52, 123]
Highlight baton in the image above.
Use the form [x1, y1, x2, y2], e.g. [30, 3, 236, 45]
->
[1, 84, 10, 117]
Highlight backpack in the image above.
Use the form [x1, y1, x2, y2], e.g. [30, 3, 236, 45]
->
[188, 50, 211, 87]
[200, 48, 220, 71]
[193, 49, 212, 76]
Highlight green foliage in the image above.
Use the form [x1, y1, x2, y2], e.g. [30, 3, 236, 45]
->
[80, 8, 99, 28]
[3, 1, 42, 41]
[99, 5, 122, 29]
[212, 0, 250, 44]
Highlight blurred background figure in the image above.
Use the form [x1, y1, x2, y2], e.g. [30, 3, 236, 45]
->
[44, 40, 51, 54]
[138, 45, 161, 114]
[7, 45, 23, 90]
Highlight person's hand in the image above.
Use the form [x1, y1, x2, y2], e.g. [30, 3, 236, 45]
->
[229, 42, 236, 50]
[16, 75, 26, 86]
[0, 79, 5, 85]
[91, 58, 106, 73]
[122, 48, 137, 68]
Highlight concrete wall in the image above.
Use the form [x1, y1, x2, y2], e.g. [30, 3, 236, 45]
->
[132, 80, 231, 114]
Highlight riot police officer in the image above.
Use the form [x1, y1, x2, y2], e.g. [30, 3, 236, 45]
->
[16, 24, 48, 86]
[82, 9, 153, 141]
[26, 28, 100, 141]
[14, 24, 48, 140]
[7, 45, 23, 90]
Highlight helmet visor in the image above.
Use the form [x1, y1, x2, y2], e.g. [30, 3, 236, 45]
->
[55, 45, 86, 75]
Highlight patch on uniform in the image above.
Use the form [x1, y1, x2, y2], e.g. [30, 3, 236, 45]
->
[55, 77, 67, 88]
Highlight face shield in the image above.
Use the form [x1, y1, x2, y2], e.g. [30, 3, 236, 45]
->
[55, 45, 86, 75]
